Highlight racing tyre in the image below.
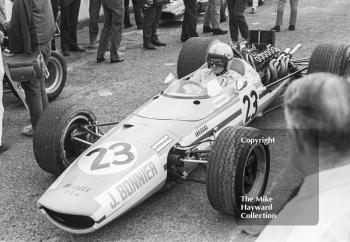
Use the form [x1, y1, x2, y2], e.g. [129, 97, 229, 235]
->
[33, 103, 98, 176]
[308, 43, 350, 76]
[206, 126, 270, 215]
[177, 37, 220, 78]
[45, 51, 67, 101]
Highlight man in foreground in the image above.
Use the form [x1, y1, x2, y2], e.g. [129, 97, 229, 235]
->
[256, 73, 350, 241]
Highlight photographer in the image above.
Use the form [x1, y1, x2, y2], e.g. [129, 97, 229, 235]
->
[8, 0, 55, 136]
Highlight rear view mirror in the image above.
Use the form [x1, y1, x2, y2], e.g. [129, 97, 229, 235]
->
[207, 79, 223, 97]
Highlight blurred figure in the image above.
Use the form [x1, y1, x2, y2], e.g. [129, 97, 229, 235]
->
[124, 0, 143, 29]
[8, 0, 55, 136]
[60, 0, 85, 56]
[180, 0, 198, 42]
[50, 0, 60, 51]
[203, 0, 227, 35]
[226, 0, 249, 43]
[220, 0, 227, 22]
[141, 0, 169, 50]
[257, 73, 350, 241]
[271, 0, 299, 32]
[96, 0, 125, 63]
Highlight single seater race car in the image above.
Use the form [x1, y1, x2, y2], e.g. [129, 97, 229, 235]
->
[33, 36, 350, 233]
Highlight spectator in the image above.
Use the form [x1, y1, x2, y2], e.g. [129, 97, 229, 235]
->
[0, 0, 7, 33]
[8, 0, 55, 136]
[180, 0, 198, 42]
[256, 73, 350, 241]
[271, 0, 299, 32]
[141, 0, 169, 50]
[88, 0, 102, 48]
[226, 0, 249, 44]
[60, 0, 85, 56]
[50, 0, 60, 51]
[203, 0, 227, 35]
[96, 0, 125, 63]
[220, 0, 227, 22]
[124, 0, 143, 29]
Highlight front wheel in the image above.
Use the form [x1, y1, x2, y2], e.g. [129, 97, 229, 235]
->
[33, 103, 98, 176]
[45, 51, 67, 101]
[206, 126, 270, 215]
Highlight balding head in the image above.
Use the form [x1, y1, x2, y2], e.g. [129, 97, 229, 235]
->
[285, 73, 350, 156]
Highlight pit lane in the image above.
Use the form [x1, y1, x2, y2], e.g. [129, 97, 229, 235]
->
[1, 0, 350, 240]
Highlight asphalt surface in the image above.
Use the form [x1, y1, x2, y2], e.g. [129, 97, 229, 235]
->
[1, 0, 350, 241]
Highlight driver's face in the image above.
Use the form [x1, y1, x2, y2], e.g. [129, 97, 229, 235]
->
[211, 64, 224, 75]
[208, 58, 225, 75]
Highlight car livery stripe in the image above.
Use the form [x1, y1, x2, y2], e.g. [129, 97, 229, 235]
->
[191, 109, 242, 144]
[180, 102, 242, 146]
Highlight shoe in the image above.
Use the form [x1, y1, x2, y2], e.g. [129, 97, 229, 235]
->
[212, 28, 227, 35]
[143, 43, 156, 50]
[151, 40, 166, 46]
[230, 41, 238, 48]
[22, 125, 34, 137]
[70, 46, 86, 52]
[203, 25, 212, 33]
[62, 50, 70, 56]
[220, 16, 227, 22]
[250, 7, 256, 14]
[288, 25, 295, 31]
[181, 36, 189, 42]
[110, 57, 125, 63]
[124, 23, 133, 28]
[270, 25, 280, 32]
[96, 57, 106, 63]
[0, 144, 9, 154]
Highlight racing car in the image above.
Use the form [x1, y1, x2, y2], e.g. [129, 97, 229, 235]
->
[161, 0, 207, 20]
[33, 36, 350, 233]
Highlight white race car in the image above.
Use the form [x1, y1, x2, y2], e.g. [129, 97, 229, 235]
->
[33, 37, 349, 233]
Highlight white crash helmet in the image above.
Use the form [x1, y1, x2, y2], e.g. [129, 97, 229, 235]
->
[207, 42, 234, 74]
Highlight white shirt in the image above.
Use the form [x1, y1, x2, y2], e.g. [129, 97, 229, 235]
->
[256, 163, 350, 242]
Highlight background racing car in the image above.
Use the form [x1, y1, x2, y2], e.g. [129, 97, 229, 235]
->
[32, 34, 350, 233]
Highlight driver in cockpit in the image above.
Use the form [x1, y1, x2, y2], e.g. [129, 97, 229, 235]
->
[189, 42, 247, 95]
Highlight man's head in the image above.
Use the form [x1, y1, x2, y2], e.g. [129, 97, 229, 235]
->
[284, 73, 350, 174]
[207, 42, 234, 75]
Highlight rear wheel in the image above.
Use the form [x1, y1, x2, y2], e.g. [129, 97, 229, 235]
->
[308, 43, 350, 76]
[177, 37, 220, 78]
[206, 126, 270, 215]
[33, 103, 99, 176]
[45, 51, 67, 101]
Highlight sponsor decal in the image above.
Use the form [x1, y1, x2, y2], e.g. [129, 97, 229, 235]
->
[213, 94, 229, 107]
[62, 184, 91, 197]
[78, 141, 138, 175]
[151, 136, 173, 153]
[195, 124, 208, 137]
[95, 161, 158, 216]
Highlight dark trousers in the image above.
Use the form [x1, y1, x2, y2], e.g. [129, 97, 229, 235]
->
[124, 0, 143, 27]
[227, 0, 249, 41]
[142, 5, 162, 44]
[89, 0, 102, 43]
[97, 0, 124, 60]
[60, 0, 81, 51]
[181, 0, 198, 39]
[51, 0, 60, 50]
[21, 42, 51, 128]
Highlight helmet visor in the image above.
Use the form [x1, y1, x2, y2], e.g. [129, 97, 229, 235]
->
[207, 53, 228, 69]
